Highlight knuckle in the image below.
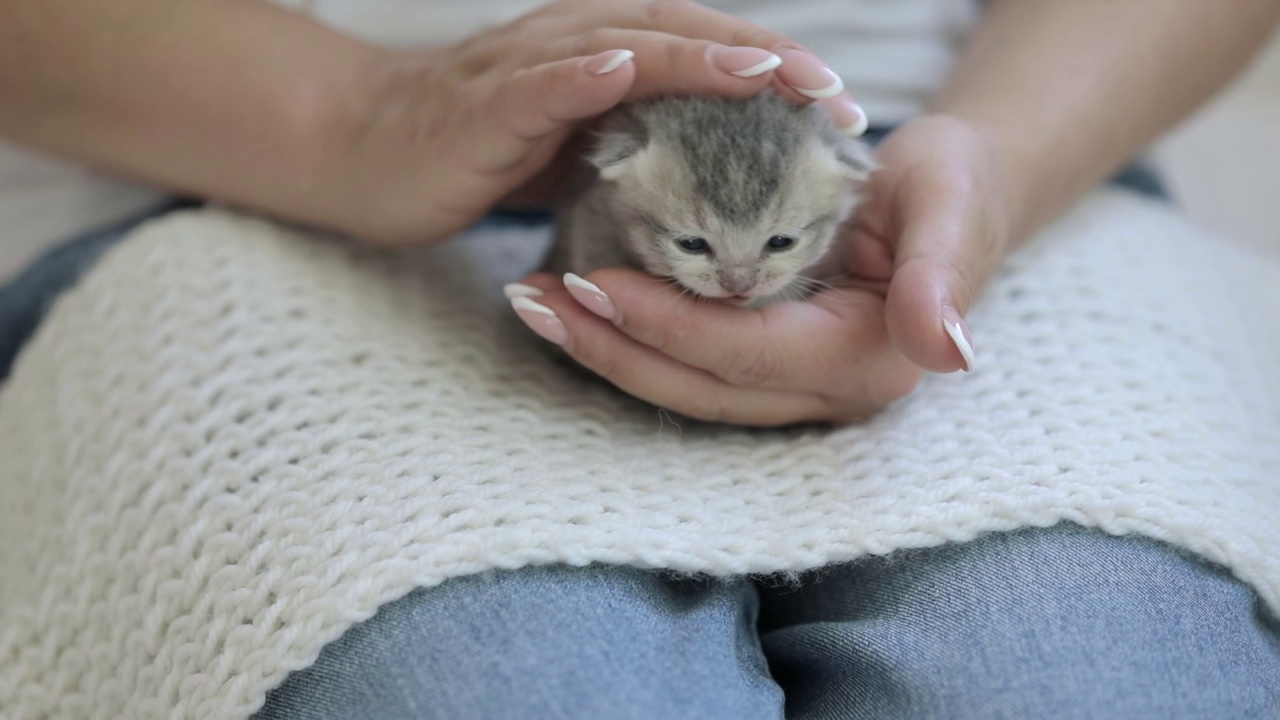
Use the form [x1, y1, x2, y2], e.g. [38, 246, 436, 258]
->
[579, 344, 623, 386]
[729, 28, 788, 52]
[661, 35, 697, 74]
[574, 28, 611, 57]
[642, 0, 694, 25]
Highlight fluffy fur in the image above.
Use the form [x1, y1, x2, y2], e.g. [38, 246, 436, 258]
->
[547, 92, 876, 306]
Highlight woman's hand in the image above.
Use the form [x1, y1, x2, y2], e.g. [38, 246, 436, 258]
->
[0, 0, 863, 248]
[841, 114, 1014, 374]
[318, 0, 868, 245]
[503, 115, 1013, 426]
[506, 271, 924, 427]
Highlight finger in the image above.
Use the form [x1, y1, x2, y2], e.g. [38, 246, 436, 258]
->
[882, 170, 988, 374]
[553, 0, 828, 107]
[511, 280, 834, 426]
[476, 50, 638, 173]
[557, 0, 803, 60]
[542, 31, 782, 102]
[598, 0, 867, 122]
[554, 268, 889, 393]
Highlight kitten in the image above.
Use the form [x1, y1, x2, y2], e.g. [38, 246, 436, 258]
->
[546, 91, 876, 307]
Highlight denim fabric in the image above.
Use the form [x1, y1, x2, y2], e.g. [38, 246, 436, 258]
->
[257, 566, 783, 720]
[0, 198, 200, 381]
[253, 523, 1280, 719]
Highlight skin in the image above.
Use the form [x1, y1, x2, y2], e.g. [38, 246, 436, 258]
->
[0, 0, 861, 244]
[2, 0, 1278, 426]
[521, 0, 1280, 425]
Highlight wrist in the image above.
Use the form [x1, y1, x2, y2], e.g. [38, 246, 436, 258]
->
[937, 110, 1047, 249]
[183, 12, 397, 234]
[295, 46, 451, 241]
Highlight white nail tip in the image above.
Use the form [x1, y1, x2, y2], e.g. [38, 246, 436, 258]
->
[503, 283, 544, 299]
[944, 319, 976, 372]
[593, 49, 635, 75]
[563, 273, 604, 296]
[511, 296, 557, 316]
[730, 54, 783, 78]
[793, 72, 844, 100]
[844, 105, 869, 137]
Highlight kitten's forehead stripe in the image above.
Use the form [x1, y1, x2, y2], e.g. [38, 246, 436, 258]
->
[643, 94, 805, 225]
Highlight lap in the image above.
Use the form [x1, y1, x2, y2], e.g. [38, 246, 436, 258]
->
[253, 565, 782, 720]
[757, 522, 1280, 719]
[255, 523, 1280, 720]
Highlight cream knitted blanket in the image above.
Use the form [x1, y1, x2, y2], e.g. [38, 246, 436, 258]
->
[1, 188, 1278, 719]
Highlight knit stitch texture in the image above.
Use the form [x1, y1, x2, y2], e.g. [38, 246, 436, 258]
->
[1, 188, 1278, 719]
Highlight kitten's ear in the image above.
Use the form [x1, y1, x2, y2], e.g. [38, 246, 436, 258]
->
[587, 107, 650, 181]
[828, 133, 877, 183]
[812, 111, 878, 183]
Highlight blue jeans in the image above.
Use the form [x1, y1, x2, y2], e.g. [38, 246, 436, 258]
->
[4, 164, 1278, 718]
[251, 523, 1280, 719]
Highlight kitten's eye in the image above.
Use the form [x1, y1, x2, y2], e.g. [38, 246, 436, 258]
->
[676, 237, 711, 254]
[766, 235, 796, 251]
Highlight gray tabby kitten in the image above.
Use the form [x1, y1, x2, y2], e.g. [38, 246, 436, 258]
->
[546, 91, 876, 307]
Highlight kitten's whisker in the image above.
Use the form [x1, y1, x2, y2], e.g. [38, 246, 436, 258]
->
[809, 273, 892, 296]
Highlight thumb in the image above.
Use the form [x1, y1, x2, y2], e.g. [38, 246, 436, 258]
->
[882, 184, 984, 374]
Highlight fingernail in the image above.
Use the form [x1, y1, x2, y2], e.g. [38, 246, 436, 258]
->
[512, 296, 569, 345]
[503, 282, 544, 299]
[942, 308, 976, 372]
[563, 272, 616, 321]
[584, 49, 635, 75]
[829, 95, 869, 136]
[706, 45, 782, 78]
[776, 48, 844, 99]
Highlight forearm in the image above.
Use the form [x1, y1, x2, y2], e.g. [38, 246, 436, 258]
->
[0, 0, 378, 223]
[933, 0, 1280, 243]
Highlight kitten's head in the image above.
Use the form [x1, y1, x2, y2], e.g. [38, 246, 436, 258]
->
[588, 93, 875, 303]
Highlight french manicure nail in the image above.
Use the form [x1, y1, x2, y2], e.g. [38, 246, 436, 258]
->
[830, 96, 869, 136]
[776, 48, 844, 99]
[942, 308, 976, 372]
[707, 45, 783, 78]
[563, 273, 617, 321]
[503, 282, 544, 299]
[584, 49, 635, 75]
[512, 296, 569, 346]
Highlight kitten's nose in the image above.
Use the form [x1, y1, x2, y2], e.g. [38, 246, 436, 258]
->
[718, 270, 755, 295]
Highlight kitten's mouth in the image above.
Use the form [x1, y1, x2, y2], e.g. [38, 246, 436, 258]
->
[724, 294, 754, 307]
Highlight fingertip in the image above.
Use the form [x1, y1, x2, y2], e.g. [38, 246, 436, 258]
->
[884, 269, 971, 374]
[704, 44, 781, 78]
[822, 94, 869, 136]
[942, 307, 976, 373]
[773, 48, 844, 101]
[582, 49, 636, 76]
